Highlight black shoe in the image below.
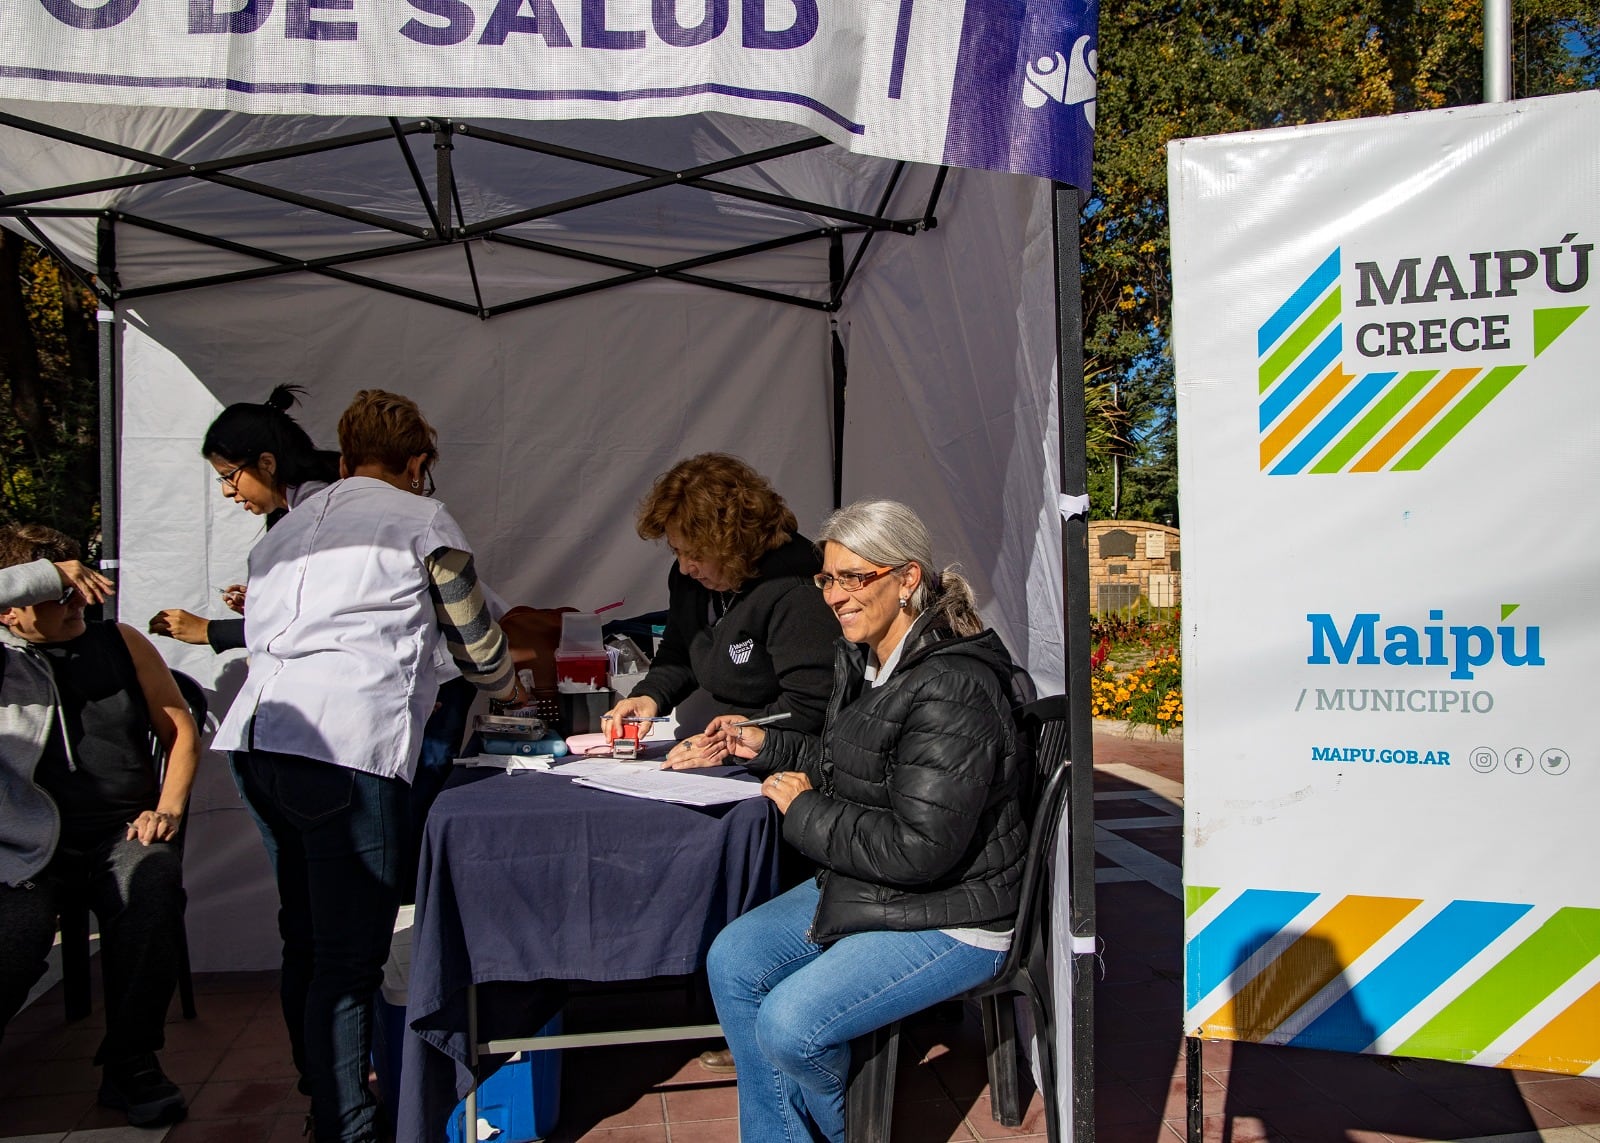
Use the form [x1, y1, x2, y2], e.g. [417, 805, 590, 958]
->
[98, 1053, 188, 1127]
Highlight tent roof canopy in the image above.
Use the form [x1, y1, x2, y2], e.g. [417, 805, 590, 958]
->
[0, 105, 948, 319]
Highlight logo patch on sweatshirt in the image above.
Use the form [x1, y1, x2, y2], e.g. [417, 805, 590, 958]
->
[728, 639, 755, 665]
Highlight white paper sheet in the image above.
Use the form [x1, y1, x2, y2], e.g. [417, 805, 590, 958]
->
[561, 762, 766, 807]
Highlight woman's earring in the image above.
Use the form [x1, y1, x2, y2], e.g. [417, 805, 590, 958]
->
[410, 479, 421, 489]
[898, 597, 909, 609]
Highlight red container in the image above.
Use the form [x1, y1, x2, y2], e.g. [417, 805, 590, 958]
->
[554, 652, 608, 689]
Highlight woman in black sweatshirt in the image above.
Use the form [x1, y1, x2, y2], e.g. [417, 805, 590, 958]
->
[605, 452, 837, 770]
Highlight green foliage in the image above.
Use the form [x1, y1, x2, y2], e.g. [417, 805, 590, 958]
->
[1080, 1, 1599, 526]
[0, 232, 101, 551]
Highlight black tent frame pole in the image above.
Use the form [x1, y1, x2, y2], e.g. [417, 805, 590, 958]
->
[96, 213, 119, 620]
[1052, 181, 1096, 1143]
[828, 230, 847, 509]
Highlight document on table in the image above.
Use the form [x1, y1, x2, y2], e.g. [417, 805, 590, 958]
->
[554, 759, 765, 806]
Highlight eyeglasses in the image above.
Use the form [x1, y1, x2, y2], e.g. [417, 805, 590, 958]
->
[56, 584, 77, 606]
[216, 462, 249, 490]
[422, 469, 436, 497]
[812, 565, 902, 593]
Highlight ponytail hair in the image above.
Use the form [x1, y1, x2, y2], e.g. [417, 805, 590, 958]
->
[201, 385, 340, 491]
[815, 499, 984, 637]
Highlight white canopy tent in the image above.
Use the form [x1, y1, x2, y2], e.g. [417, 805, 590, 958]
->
[0, 6, 1101, 1135]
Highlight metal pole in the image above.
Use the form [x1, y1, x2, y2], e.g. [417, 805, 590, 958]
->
[1052, 181, 1096, 1143]
[1483, 0, 1512, 102]
[1185, 1037, 1204, 1143]
[95, 214, 118, 619]
[829, 231, 847, 510]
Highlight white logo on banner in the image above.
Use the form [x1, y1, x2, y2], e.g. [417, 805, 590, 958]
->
[1022, 35, 1097, 129]
[728, 639, 755, 665]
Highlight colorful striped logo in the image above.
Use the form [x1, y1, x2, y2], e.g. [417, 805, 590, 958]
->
[1257, 250, 1588, 474]
[1184, 886, 1600, 1076]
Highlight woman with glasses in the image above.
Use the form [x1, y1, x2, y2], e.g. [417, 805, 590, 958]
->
[704, 499, 1030, 1143]
[148, 385, 340, 650]
[602, 452, 836, 770]
[213, 389, 523, 1143]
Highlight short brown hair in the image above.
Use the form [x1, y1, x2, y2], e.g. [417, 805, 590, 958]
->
[337, 390, 438, 474]
[0, 523, 80, 571]
[636, 453, 797, 588]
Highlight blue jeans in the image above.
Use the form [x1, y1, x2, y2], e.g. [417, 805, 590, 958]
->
[707, 879, 1006, 1143]
[231, 750, 406, 1143]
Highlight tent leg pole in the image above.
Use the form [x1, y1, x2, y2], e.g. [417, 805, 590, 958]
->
[828, 232, 846, 509]
[96, 215, 119, 620]
[1052, 183, 1094, 1143]
[1185, 1037, 1203, 1143]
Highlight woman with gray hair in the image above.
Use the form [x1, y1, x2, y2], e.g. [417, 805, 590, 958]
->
[704, 499, 1030, 1143]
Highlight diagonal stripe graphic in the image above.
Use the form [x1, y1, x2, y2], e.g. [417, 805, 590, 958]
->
[1352, 367, 1479, 472]
[1312, 370, 1433, 474]
[1260, 326, 1342, 429]
[1186, 889, 1319, 1010]
[1259, 248, 1341, 356]
[1275, 369, 1394, 475]
[1260, 364, 1355, 469]
[1499, 978, 1600, 1075]
[1395, 365, 1525, 471]
[1396, 907, 1600, 1062]
[1201, 895, 1420, 1042]
[1260, 289, 1342, 393]
[1289, 899, 1531, 1053]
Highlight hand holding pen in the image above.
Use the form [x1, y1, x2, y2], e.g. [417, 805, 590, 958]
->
[704, 711, 790, 762]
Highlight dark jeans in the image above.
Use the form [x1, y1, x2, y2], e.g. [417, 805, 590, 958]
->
[0, 830, 185, 1065]
[405, 676, 475, 905]
[231, 750, 406, 1143]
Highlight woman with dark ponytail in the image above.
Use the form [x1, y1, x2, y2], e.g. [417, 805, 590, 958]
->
[148, 386, 339, 652]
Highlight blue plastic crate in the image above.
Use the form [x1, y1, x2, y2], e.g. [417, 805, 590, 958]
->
[445, 1014, 563, 1143]
[373, 998, 561, 1143]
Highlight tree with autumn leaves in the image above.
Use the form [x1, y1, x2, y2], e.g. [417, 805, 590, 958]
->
[0, 229, 100, 550]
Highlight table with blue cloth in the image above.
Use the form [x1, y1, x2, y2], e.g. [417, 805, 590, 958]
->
[397, 764, 781, 1143]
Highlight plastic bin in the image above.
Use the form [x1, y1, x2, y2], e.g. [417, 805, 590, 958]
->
[445, 1015, 563, 1143]
[372, 904, 562, 1142]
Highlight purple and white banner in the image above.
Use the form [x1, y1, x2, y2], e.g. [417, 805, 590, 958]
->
[0, 0, 1096, 188]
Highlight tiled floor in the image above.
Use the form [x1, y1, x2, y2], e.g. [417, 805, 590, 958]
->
[4, 724, 1597, 1143]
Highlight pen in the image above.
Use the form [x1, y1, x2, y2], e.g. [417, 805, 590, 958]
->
[621, 716, 671, 724]
[729, 712, 792, 728]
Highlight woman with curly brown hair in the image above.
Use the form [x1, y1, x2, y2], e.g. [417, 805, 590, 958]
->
[604, 452, 836, 771]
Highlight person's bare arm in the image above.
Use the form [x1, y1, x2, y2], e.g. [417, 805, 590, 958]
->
[118, 624, 199, 845]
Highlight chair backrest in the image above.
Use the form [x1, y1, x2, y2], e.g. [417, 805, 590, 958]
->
[990, 694, 1072, 993]
[148, 668, 206, 764]
[152, 669, 207, 848]
[171, 670, 209, 737]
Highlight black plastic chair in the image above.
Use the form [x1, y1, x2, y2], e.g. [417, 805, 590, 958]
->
[61, 669, 207, 1023]
[844, 694, 1072, 1143]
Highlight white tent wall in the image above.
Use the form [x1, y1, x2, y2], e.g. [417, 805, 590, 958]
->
[836, 169, 1063, 694]
[115, 279, 835, 970]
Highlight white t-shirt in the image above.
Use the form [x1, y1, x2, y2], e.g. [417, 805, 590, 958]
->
[214, 477, 473, 783]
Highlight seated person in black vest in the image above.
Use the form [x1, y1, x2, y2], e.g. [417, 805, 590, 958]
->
[0, 524, 199, 1128]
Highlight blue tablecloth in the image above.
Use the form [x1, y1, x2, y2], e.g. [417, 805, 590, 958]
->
[397, 765, 780, 1143]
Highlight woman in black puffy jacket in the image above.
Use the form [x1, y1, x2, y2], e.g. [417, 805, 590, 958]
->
[705, 499, 1029, 1143]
